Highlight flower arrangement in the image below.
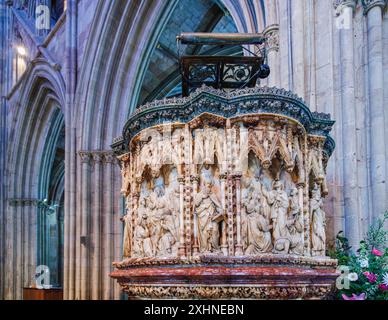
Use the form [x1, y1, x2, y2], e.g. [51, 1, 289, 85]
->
[329, 212, 388, 300]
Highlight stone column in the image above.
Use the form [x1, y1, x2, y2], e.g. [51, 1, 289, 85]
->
[177, 176, 186, 257]
[91, 152, 102, 300]
[334, 0, 360, 247]
[363, 0, 387, 222]
[102, 152, 114, 300]
[184, 125, 192, 257]
[297, 183, 305, 252]
[291, 0, 305, 98]
[79, 151, 91, 300]
[191, 175, 200, 256]
[219, 173, 228, 256]
[234, 173, 243, 256]
[263, 25, 279, 87]
[304, 137, 311, 256]
[227, 175, 234, 256]
[184, 175, 192, 257]
[64, 0, 77, 300]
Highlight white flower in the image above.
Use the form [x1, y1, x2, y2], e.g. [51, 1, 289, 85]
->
[383, 273, 388, 287]
[359, 258, 369, 268]
[348, 272, 359, 282]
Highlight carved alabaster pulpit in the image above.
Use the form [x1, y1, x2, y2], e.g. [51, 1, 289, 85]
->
[110, 85, 338, 300]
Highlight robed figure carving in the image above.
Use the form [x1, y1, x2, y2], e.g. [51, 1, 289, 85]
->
[133, 197, 153, 257]
[242, 178, 273, 254]
[287, 188, 304, 255]
[310, 184, 326, 256]
[194, 181, 223, 253]
[262, 180, 289, 253]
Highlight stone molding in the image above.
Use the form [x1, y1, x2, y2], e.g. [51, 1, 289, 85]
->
[113, 254, 338, 269]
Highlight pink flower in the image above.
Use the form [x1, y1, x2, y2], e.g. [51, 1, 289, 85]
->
[363, 271, 377, 283]
[378, 284, 388, 291]
[342, 293, 366, 300]
[372, 248, 383, 257]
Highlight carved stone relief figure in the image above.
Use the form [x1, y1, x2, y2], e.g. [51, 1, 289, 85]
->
[158, 182, 180, 256]
[133, 197, 153, 257]
[119, 111, 333, 262]
[159, 214, 177, 256]
[242, 182, 273, 254]
[194, 181, 223, 253]
[120, 160, 131, 196]
[310, 184, 326, 256]
[166, 181, 180, 232]
[262, 180, 290, 253]
[287, 188, 304, 255]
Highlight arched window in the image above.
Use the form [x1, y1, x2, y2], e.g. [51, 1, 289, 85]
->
[12, 32, 28, 85]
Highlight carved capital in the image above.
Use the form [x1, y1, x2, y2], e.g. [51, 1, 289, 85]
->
[263, 24, 279, 53]
[333, 0, 357, 13]
[8, 198, 39, 207]
[79, 150, 118, 165]
[177, 176, 185, 184]
[219, 172, 228, 180]
[117, 153, 130, 163]
[91, 152, 104, 163]
[232, 172, 242, 180]
[78, 151, 92, 164]
[103, 152, 116, 164]
[361, 0, 386, 14]
[296, 182, 305, 189]
[190, 175, 200, 183]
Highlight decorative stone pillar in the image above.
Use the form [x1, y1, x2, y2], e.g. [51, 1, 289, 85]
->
[184, 124, 192, 257]
[191, 175, 200, 256]
[234, 173, 243, 256]
[219, 172, 228, 256]
[362, 0, 387, 222]
[297, 182, 305, 253]
[227, 175, 234, 256]
[178, 176, 186, 258]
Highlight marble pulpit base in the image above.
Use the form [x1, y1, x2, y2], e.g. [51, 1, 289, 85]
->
[110, 255, 338, 300]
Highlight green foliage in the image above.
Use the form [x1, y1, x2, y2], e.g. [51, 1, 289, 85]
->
[366, 212, 388, 251]
[331, 212, 388, 300]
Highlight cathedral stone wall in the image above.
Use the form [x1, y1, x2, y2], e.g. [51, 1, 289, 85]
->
[0, 0, 387, 300]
